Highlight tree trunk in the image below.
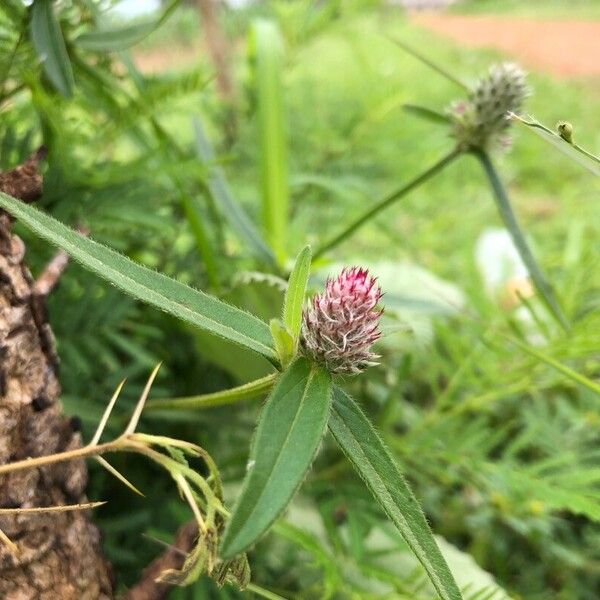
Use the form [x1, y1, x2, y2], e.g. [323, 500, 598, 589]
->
[0, 152, 114, 599]
[196, 0, 234, 102]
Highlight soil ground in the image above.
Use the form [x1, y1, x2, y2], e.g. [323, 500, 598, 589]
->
[410, 13, 600, 79]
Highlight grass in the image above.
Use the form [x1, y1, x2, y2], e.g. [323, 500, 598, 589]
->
[8, 2, 596, 597]
[127, 7, 600, 597]
[208, 12, 598, 287]
[452, 0, 600, 19]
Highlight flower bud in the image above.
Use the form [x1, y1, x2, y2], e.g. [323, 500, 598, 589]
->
[449, 62, 530, 151]
[301, 267, 383, 374]
[557, 121, 574, 144]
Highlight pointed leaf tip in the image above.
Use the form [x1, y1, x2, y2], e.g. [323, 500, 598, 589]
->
[220, 357, 332, 559]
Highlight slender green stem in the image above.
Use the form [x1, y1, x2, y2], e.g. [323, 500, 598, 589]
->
[0, 83, 26, 109]
[313, 148, 461, 260]
[388, 37, 470, 91]
[502, 334, 600, 396]
[511, 114, 600, 166]
[573, 142, 600, 165]
[0, 20, 25, 106]
[179, 189, 220, 289]
[246, 583, 288, 600]
[475, 150, 570, 332]
[145, 373, 278, 411]
[192, 117, 276, 267]
[116, 53, 224, 287]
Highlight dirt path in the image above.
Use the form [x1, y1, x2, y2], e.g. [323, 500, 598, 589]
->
[410, 13, 600, 79]
[134, 43, 202, 74]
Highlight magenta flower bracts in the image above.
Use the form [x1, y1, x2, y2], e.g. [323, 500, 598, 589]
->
[301, 267, 383, 374]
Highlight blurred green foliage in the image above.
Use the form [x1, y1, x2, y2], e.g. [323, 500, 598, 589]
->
[452, 0, 600, 18]
[1, 0, 599, 598]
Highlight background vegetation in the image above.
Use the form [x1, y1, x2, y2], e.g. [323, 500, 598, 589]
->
[1, 0, 598, 598]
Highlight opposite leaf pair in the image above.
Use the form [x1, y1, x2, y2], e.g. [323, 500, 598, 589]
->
[221, 247, 462, 600]
[0, 194, 464, 600]
[221, 248, 384, 557]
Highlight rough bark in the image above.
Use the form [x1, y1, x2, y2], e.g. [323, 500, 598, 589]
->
[0, 152, 114, 599]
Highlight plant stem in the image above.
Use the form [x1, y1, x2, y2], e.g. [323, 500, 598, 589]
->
[511, 113, 600, 173]
[475, 150, 570, 332]
[179, 189, 220, 289]
[0, 440, 116, 476]
[246, 583, 288, 600]
[145, 372, 278, 411]
[0, 20, 25, 106]
[313, 148, 461, 260]
[502, 333, 600, 396]
[388, 37, 470, 91]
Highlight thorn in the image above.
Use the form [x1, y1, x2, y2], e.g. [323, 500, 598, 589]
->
[124, 363, 162, 435]
[0, 528, 19, 555]
[89, 379, 126, 446]
[141, 533, 187, 557]
[0, 501, 106, 515]
[95, 456, 145, 497]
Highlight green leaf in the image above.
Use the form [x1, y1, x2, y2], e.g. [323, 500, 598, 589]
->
[76, 0, 180, 52]
[249, 19, 289, 266]
[220, 357, 332, 559]
[30, 0, 75, 97]
[270, 318, 295, 368]
[192, 117, 275, 266]
[282, 245, 311, 343]
[0, 192, 277, 362]
[329, 387, 463, 600]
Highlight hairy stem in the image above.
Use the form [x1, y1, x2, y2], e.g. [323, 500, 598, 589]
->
[313, 148, 461, 260]
[246, 583, 288, 600]
[146, 372, 278, 411]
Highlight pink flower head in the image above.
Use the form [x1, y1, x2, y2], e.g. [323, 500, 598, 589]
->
[301, 267, 383, 374]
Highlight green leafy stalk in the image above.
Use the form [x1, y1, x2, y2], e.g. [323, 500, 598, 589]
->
[329, 387, 463, 600]
[475, 151, 570, 332]
[146, 373, 278, 411]
[76, 0, 181, 51]
[313, 148, 461, 260]
[220, 357, 332, 559]
[179, 189, 220, 289]
[502, 334, 600, 396]
[245, 583, 287, 600]
[0, 192, 277, 361]
[115, 56, 221, 284]
[403, 103, 452, 125]
[192, 117, 276, 265]
[249, 20, 289, 266]
[30, 0, 74, 97]
[388, 37, 469, 91]
[282, 245, 311, 343]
